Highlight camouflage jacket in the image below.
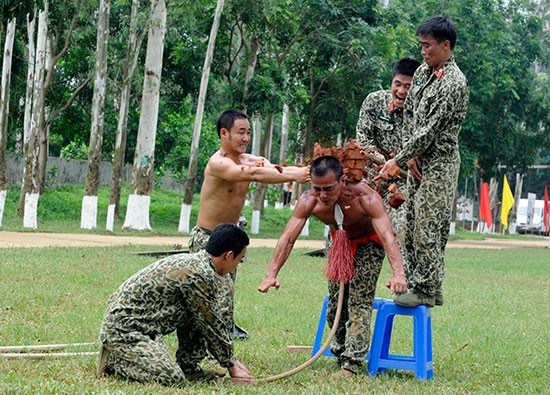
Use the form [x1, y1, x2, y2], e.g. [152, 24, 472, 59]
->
[99, 250, 235, 368]
[394, 56, 469, 168]
[355, 90, 406, 161]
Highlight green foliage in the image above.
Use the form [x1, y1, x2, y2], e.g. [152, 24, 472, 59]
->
[2, 0, 549, 195]
[0, 245, 548, 393]
[156, 98, 219, 187]
[60, 138, 89, 160]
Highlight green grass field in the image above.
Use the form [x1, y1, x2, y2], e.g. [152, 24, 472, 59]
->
[0, 244, 548, 394]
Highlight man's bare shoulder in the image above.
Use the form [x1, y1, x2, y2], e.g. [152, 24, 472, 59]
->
[293, 190, 319, 215]
[208, 151, 265, 167]
[342, 181, 377, 198]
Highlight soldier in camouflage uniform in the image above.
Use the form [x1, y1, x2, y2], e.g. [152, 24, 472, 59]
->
[97, 224, 253, 386]
[190, 109, 311, 339]
[258, 156, 407, 378]
[356, 58, 420, 249]
[378, 15, 469, 307]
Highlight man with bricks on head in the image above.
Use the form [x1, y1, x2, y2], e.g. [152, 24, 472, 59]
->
[258, 155, 407, 379]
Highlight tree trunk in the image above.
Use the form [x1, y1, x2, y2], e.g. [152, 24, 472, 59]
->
[251, 114, 273, 234]
[241, 36, 259, 112]
[0, 18, 16, 227]
[107, 0, 142, 231]
[123, 0, 166, 231]
[80, 0, 110, 230]
[179, 0, 225, 233]
[19, 3, 48, 228]
[37, 6, 85, 191]
[21, 12, 36, 160]
[277, 104, 289, 205]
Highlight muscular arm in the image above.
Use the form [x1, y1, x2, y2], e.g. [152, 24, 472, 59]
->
[359, 194, 407, 293]
[258, 194, 316, 292]
[209, 154, 310, 184]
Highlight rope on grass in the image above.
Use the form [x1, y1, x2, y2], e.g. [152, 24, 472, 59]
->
[0, 342, 96, 353]
[0, 342, 98, 359]
[0, 351, 99, 359]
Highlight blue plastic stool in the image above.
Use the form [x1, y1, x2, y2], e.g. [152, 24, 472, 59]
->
[367, 301, 433, 380]
[311, 295, 388, 359]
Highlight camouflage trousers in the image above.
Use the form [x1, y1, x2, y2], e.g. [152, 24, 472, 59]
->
[326, 241, 385, 373]
[383, 186, 407, 253]
[403, 157, 459, 296]
[99, 333, 188, 386]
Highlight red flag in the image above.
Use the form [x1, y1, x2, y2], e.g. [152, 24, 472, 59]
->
[544, 184, 549, 236]
[479, 181, 493, 229]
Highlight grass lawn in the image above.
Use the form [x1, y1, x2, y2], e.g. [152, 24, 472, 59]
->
[0, 244, 548, 394]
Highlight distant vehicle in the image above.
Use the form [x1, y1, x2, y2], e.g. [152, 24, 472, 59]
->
[515, 198, 544, 235]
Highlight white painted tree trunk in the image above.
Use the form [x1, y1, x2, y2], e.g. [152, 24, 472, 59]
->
[123, 193, 151, 231]
[22, 3, 48, 228]
[80, 195, 98, 229]
[23, 192, 39, 229]
[250, 209, 260, 234]
[0, 18, 16, 226]
[106, 204, 115, 232]
[300, 218, 309, 237]
[0, 190, 5, 227]
[178, 203, 192, 233]
[180, 0, 225, 233]
[82, 0, 110, 230]
[123, 0, 166, 231]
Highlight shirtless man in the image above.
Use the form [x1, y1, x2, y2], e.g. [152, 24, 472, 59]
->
[258, 155, 406, 378]
[189, 108, 311, 339]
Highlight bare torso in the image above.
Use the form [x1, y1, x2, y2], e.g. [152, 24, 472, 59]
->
[196, 150, 259, 230]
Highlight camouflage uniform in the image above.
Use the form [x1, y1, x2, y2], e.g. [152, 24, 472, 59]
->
[326, 239, 385, 374]
[356, 90, 408, 248]
[188, 226, 212, 253]
[394, 56, 469, 296]
[98, 250, 234, 386]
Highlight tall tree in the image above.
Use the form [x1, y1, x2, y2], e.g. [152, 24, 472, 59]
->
[19, 2, 48, 228]
[123, 0, 166, 231]
[81, 0, 110, 230]
[38, 0, 87, 190]
[0, 17, 16, 227]
[106, 0, 145, 231]
[178, 0, 225, 233]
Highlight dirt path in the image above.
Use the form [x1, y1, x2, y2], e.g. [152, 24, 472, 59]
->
[0, 231, 548, 250]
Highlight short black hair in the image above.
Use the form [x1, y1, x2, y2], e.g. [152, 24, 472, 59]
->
[392, 58, 421, 78]
[216, 109, 248, 138]
[416, 15, 458, 49]
[311, 155, 343, 181]
[205, 223, 250, 257]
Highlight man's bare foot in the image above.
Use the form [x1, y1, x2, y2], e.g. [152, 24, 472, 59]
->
[331, 369, 356, 379]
